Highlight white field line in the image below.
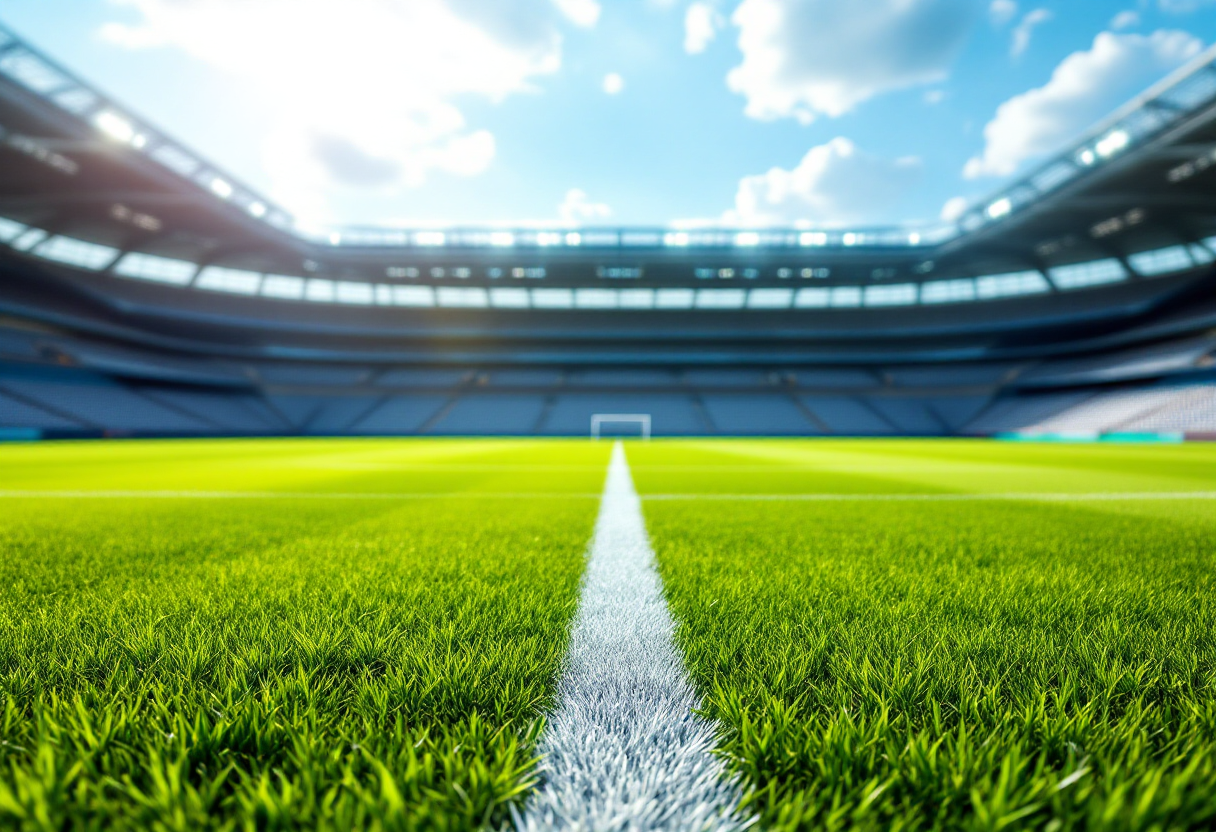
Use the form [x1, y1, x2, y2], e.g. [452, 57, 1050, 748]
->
[643, 491, 1216, 502]
[0, 490, 600, 500]
[516, 443, 751, 832]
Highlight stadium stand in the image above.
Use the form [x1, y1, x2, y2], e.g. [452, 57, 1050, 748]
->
[0, 28, 1214, 439]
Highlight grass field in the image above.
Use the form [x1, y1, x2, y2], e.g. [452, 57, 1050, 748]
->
[2, 438, 1215, 830]
[630, 441, 1216, 831]
[0, 439, 607, 830]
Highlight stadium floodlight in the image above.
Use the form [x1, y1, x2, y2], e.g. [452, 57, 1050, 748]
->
[908, 232, 922, 245]
[536, 231, 562, 246]
[800, 231, 827, 247]
[247, 202, 267, 218]
[1096, 129, 1130, 159]
[590, 413, 651, 441]
[415, 231, 446, 246]
[986, 198, 1012, 219]
[842, 232, 859, 246]
[664, 232, 690, 247]
[94, 110, 137, 144]
[565, 232, 582, 246]
[490, 231, 515, 247]
[734, 232, 760, 247]
[328, 232, 342, 245]
[209, 177, 234, 199]
[1078, 148, 1097, 166]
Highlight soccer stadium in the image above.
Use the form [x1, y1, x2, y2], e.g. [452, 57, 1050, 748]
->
[1, 2, 1215, 829]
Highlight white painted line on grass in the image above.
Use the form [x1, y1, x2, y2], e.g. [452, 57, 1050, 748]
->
[644, 491, 1216, 502]
[0, 490, 600, 500]
[516, 442, 751, 832]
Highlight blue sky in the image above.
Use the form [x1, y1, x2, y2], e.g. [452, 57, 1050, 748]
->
[2, 0, 1214, 229]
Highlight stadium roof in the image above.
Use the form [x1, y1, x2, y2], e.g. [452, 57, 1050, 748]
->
[0, 22, 1214, 366]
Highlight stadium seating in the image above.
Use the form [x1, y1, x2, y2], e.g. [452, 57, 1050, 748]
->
[700, 394, 817, 435]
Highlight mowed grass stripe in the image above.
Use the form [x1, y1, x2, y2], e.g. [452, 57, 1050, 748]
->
[0, 490, 602, 499]
[0, 439, 608, 830]
[636, 440, 1216, 831]
[643, 491, 1216, 501]
[518, 443, 750, 831]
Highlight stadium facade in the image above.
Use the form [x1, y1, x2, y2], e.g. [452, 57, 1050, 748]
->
[0, 24, 1214, 439]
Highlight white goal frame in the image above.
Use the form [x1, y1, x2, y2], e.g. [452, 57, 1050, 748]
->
[591, 413, 652, 440]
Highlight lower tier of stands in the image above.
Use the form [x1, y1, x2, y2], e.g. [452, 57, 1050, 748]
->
[2, 362, 1213, 438]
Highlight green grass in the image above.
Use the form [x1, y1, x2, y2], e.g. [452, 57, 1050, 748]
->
[0, 439, 608, 831]
[631, 440, 1216, 831]
[5, 437, 1216, 831]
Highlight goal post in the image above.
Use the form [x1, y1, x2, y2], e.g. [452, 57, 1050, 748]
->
[590, 413, 652, 440]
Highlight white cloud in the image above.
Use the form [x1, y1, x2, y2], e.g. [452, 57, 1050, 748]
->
[964, 29, 1204, 179]
[990, 0, 1018, 26]
[1159, 0, 1216, 12]
[552, 0, 601, 28]
[924, 89, 947, 104]
[602, 72, 625, 94]
[726, 0, 978, 124]
[724, 138, 921, 226]
[1111, 10, 1140, 29]
[100, 0, 569, 221]
[685, 2, 721, 54]
[1010, 8, 1052, 57]
[940, 196, 970, 221]
[559, 188, 612, 223]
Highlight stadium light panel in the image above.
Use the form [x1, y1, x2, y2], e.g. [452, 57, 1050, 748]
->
[975, 270, 1050, 298]
[695, 288, 746, 309]
[664, 232, 690, 247]
[260, 274, 305, 299]
[0, 216, 28, 243]
[304, 279, 336, 302]
[908, 232, 922, 246]
[247, 202, 267, 218]
[1128, 246, 1194, 277]
[799, 232, 828, 247]
[864, 284, 917, 307]
[415, 231, 446, 246]
[336, 281, 375, 305]
[437, 287, 488, 308]
[746, 288, 794, 309]
[195, 266, 262, 295]
[564, 232, 582, 246]
[794, 287, 829, 308]
[654, 288, 694, 309]
[94, 110, 137, 144]
[576, 288, 618, 309]
[1096, 129, 1130, 159]
[490, 232, 515, 247]
[1048, 259, 1128, 290]
[531, 288, 574, 309]
[733, 232, 760, 247]
[920, 278, 976, 304]
[829, 286, 863, 307]
[33, 236, 119, 271]
[986, 198, 1012, 220]
[10, 228, 48, 252]
[536, 232, 562, 246]
[618, 289, 655, 309]
[113, 252, 197, 285]
[209, 177, 234, 199]
[391, 286, 435, 307]
[489, 287, 530, 308]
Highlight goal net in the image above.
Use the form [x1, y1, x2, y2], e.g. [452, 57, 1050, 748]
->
[590, 413, 652, 440]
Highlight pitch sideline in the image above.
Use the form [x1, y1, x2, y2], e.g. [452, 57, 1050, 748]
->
[515, 442, 751, 831]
